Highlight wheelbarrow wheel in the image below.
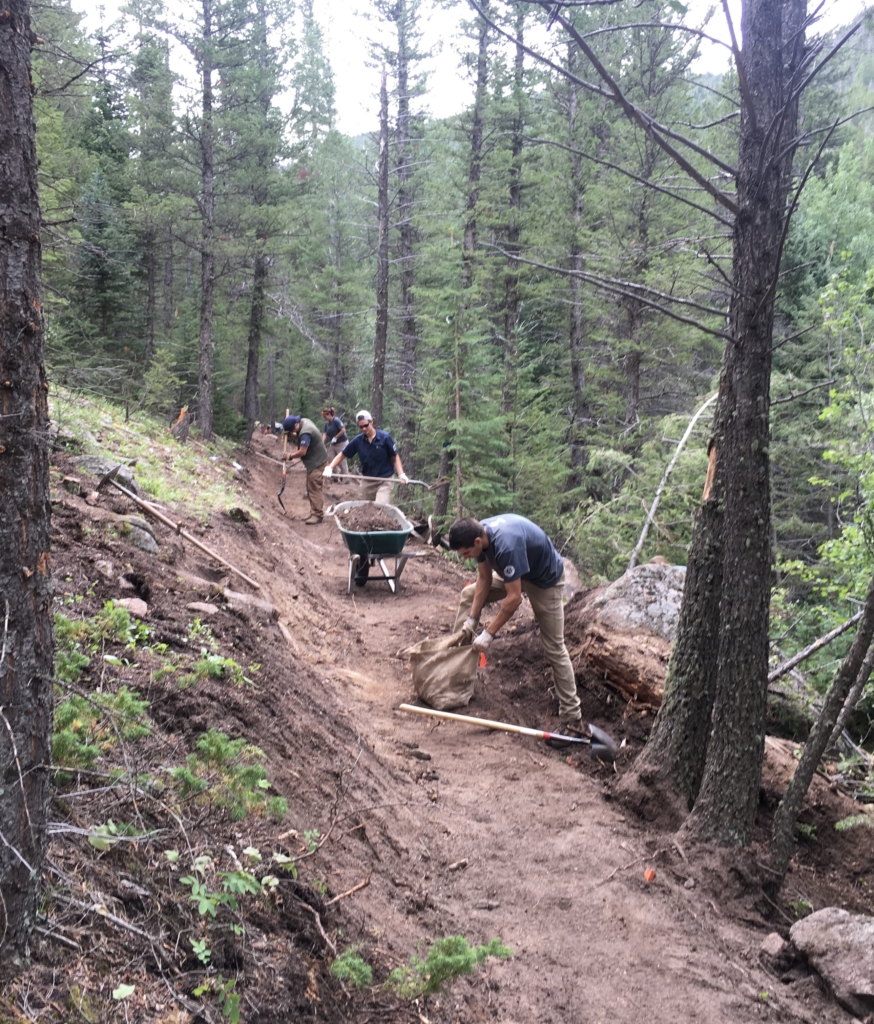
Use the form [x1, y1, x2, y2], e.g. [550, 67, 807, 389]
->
[354, 559, 370, 587]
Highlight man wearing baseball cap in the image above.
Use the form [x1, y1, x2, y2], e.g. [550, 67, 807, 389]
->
[283, 414, 329, 524]
[323, 410, 408, 505]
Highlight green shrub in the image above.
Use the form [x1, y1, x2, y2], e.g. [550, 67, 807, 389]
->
[331, 947, 373, 989]
[53, 686, 150, 774]
[170, 729, 287, 821]
[387, 936, 512, 998]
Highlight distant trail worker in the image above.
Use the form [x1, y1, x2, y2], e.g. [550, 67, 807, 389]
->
[323, 409, 408, 505]
[283, 414, 329, 525]
[448, 514, 583, 746]
[321, 405, 349, 476]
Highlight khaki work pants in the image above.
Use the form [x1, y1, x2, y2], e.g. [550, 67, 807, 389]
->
[453, 571, 581, 720]
[306, 461, 327, 518]
[330, 440, 349, 476]
[359, 477, 394, 505]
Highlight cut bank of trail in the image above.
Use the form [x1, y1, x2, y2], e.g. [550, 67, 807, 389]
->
[9, 421, 869, 1024]
[237, 432, 858, 1024]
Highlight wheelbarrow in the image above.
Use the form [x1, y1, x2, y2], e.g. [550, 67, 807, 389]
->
[328, 500, 431, 595]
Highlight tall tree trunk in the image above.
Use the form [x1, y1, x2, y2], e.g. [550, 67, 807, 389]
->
[567, 41, 588, 483]
[681, 0, 804, 846]
[372, 70, 389, 427]
[462, 11, 488, 292]
[163, 226, 174, 335]
[244, 246, 266, 442]
[501, 6, 524, 419]
[143, 227, 156, 367]
[621, 443, 723, 812]
[395, 1, 419, 476]
[243, 0, 273, 444]
[0, 0, 53, 977]
[197, 0, 216, 440]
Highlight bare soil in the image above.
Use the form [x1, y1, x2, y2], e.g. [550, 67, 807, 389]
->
[334, 505, 407, 532]
[3, 428, 873, 1024]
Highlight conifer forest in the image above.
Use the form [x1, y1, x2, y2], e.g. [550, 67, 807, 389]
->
[30, 0, 874, 716]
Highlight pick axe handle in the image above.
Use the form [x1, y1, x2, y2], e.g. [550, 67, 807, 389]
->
[105, 477, 261, 591]
[328, 473, 431, 489]
[398, 703, 590, 744]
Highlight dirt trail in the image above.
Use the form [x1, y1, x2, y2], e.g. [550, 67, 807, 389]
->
[237, 434, 852, 1024]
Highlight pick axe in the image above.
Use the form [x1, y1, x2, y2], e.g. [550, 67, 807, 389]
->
[277, 408, 289, 514]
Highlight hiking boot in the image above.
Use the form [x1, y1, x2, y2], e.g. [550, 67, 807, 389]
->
[545, 718, 586, 749]
[304, 516, 323, 526]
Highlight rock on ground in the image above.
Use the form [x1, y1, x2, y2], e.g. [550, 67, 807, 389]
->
[565, 561, 686, 706]
[791, 907, 874, 1018]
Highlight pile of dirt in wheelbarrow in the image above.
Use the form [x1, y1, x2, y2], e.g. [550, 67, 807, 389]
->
[337, 505, 406, 532]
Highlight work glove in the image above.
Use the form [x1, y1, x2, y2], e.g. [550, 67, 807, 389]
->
[460, 616, 479, 636]
[472, 629, 494, 650]
[322, 466, 333, 477]
[398, 473, 409, 485]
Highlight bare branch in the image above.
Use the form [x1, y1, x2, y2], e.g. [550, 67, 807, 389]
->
[771, 379, 836, 405]
[485, 244, 731, 340]
[525, 135, 735, 227]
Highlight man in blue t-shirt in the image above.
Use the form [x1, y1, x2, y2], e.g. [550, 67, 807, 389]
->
[448, 515, 582, 740]
[323, 409, 408, 505]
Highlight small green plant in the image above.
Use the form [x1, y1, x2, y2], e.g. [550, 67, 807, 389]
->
[192, 974, 240, 1023]
[835, 813, 874, 832]
[788, 898, 813, 919]
[170, 729, 287, 821]
[190, 936, 212, 965]
[304, 829, 321, 852]
[87, 819, 142, 852]
[331, 946, 373, 989]
[387, 936, 512, 998]
[795, 822, 817, 842]
[53, 686, 150, 775]
[178, 652, 258, 689]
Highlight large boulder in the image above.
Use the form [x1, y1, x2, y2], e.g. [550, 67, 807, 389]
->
[791, 907, 874, 1018]
[565, 561, 686, 707]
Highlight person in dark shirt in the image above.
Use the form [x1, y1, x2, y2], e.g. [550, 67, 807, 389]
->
[321, 406, 349, 476]
[283, 415, 329, 524]
[323, 409, 408, 505]
[448, 514, 582, 739]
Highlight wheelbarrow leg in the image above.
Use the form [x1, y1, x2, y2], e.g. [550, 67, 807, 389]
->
[376, 557, 397, 594]
[348, 553, 359, 595]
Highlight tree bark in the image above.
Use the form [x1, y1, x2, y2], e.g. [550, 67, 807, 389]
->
[197, 0, 216, 440]
[567, 39, 588, 482]
[681, 0, 804, 846]
[372, 70, 389, 427]
[0, 0, 53, 977]
[395, 0, 419, 476]
[244, 246, 266, 442]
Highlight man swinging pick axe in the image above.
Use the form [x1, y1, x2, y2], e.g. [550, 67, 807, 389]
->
[283, 414, 329, 525]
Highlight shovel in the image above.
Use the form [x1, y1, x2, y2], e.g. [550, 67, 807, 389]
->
[399, 703, 619, 760]
[277, 408, 289, 513]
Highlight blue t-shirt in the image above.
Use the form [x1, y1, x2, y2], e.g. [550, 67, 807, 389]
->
[342, 429, 398, 479]
[480, 514, 564, 589]
[324, 416, 346, 442]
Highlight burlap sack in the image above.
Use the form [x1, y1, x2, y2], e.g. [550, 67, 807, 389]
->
[400, 630, 478, 710]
